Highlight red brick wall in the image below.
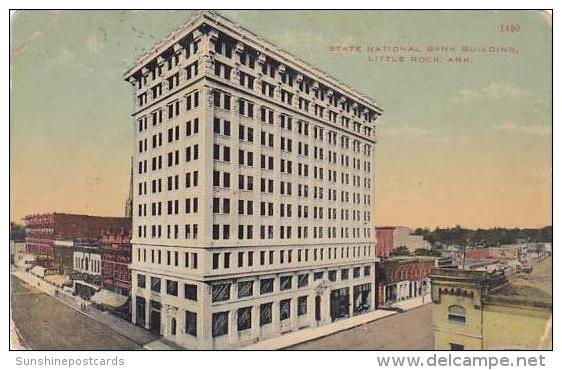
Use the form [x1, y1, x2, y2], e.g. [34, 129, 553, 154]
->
[379, 259, 435, 284]
[53, 213, 131, 239]
[100, 231, 132, 292]
[24, 214, 55, 267]
[25, 213, 131, 268]
[376, 227, 395, 258]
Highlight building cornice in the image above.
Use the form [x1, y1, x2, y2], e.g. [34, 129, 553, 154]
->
[124, 10, 382, 115]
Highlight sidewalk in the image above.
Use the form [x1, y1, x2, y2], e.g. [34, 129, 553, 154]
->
[243, 294, 431, 350]
[392, 294, 431, 311]
[11, 269, 159, 346]
[144, 338, 188, 350]
[11, 267, 432, 350]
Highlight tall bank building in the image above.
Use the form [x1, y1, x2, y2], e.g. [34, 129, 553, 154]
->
[124, 11, 383, 349]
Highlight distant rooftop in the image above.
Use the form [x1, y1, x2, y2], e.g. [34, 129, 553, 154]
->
[387, 255, 437, 262]
[488, 283, 552, 308]
[431, 258, 552, 309]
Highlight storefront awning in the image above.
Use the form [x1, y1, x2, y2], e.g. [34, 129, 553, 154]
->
[73, 280, 101, 290]
[44, 274, 70, 288]
[90, 289, 128, 309]
[22, 254, 35, 263]
[30, 266, 46, 277]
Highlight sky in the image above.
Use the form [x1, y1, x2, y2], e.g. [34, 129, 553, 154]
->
[10, 10, 552, 229]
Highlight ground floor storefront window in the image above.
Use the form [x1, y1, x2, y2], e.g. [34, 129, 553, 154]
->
[353, 283, 371, 314]
[330, 287, 350, 321]
[135, 296, 145, 327]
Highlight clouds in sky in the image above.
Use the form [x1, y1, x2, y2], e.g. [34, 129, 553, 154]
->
[450, 81, 531, 103]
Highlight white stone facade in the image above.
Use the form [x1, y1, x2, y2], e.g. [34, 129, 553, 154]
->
[383, 278, 430, 304]
[73, 250, 102, 276]
[124, 11, 382, 349]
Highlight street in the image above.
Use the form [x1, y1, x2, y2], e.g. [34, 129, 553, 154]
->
[287, 304, 433, 350]
[10, 276, 142, 350]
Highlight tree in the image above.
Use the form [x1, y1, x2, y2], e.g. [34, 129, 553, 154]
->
[10, 222, 26, 241]
[390, 246, 411, 257]
[414, 248, 441, 257]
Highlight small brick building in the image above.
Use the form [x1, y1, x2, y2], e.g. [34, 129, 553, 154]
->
[375, 256, 437, 307]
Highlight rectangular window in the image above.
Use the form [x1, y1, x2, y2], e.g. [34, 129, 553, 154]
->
[237, 306, 252, 332]
[213, 171, 220, 187]
[280, 276, 292, 291]
[185, 284, 197, 301]
[279, 299, 291, 321]
[224, 252, 231, 268]
[223, 224, 230, 239]
[248, 251, 254, 266]
[212, 252, 219, 268]
[260, 278, 274, 294]
[212, 312, 229, 337]
[224, 121, 231, 136]
[260, 302, 272, 326]
[237, 251, 244, 267]
[185, 311, 197, 337]
[298, 273, 309, 288]
[137, 274, 146, 288]
[150, 277, 161, 292]
[166, 280, 178, 296]
[238, 280, 253, 298]
[298, 296, 308, 316]
[212, 283, 231, 302]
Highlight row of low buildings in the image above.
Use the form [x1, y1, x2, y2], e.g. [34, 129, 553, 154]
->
[429, 242, 552, 350]
[439, 242, 552, 274]
[20, 213, 133, 311]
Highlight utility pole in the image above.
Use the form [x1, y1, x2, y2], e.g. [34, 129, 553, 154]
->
[462, 238, 468, 270]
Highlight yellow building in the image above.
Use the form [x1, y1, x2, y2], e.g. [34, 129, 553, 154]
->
[430, 265, 552, 350]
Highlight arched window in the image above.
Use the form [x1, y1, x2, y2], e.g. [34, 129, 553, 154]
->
[448, 305, 466, 323]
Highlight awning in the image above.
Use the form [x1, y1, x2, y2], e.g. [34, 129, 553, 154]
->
[22, 254, 35, 263]
[90, 289, 128, 309]
[30, 266, 46, 277]
[73, 280, 101, 292]
[44, 274, 70, 288]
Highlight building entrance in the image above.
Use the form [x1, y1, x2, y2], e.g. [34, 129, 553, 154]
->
[149, 300, 161, 335]
[135, 296, 146, 327]
[170, 317, 176, 336]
